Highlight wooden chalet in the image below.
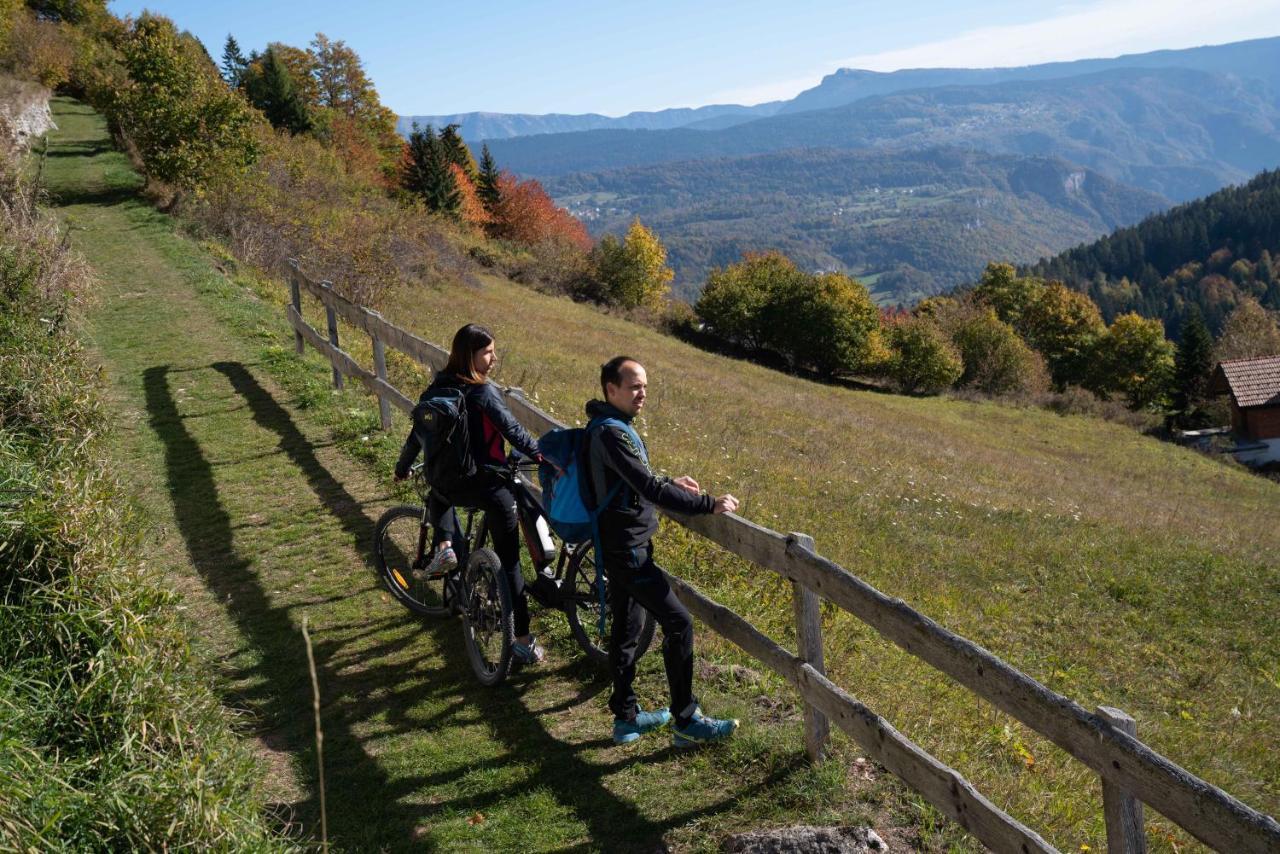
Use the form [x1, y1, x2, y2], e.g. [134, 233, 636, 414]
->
[1211, 355, 1280, 466]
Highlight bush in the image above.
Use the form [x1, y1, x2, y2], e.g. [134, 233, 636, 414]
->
[191, 122, 476, 306]
[1089, 312, 1175, 409]
[590, 218, 673, 310]
[886, 315, 962, 394]
[695, 251, 879, 377]
[936, 302, 1049, 395]
[0, 137, 289, 849]
[112, 14, 258, 195]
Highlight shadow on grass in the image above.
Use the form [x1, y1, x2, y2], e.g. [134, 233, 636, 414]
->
[45, 184, 144, 209]
[145, 360, 765, 850]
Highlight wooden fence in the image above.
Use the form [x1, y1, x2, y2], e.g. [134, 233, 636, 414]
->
[284, 259, 1280, 854]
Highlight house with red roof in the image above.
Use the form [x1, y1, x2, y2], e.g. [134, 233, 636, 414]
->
[1210, 355, 1280, 466]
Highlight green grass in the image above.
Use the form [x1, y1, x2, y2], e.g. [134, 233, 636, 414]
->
[43, 95, 1279, 852]
[42, 98, 931, 851]
[369, 201, 1279, 849]
[0, 114, 287, 849]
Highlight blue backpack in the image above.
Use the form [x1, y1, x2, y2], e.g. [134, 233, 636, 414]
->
[537, 416, 644, 544]
[538, 416, 644, 633]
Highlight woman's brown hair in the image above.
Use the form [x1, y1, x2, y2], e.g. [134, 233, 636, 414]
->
[443, 323, 495, 384]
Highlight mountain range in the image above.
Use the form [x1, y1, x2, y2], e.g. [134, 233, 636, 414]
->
[403, 37, 1280, 305]
[550, 147, 1166, 303]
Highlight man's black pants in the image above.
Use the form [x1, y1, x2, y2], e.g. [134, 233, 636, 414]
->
[605, 542, 697, 727]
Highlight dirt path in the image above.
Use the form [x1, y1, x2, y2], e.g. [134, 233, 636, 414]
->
[42, 97, 908, 852]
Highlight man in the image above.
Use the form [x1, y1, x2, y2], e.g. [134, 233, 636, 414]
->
[586, 355, 740, 747]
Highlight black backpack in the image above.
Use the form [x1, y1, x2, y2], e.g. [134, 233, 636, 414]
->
[412, 386, 476, 494]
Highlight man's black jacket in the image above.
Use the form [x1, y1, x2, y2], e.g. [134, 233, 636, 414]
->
[584, 400, 713, 554]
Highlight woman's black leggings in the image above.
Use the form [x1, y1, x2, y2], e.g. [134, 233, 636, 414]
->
[429, 479, 529, 637]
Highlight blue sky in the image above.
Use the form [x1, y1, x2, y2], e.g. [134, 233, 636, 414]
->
[110, 0, 1280, 116]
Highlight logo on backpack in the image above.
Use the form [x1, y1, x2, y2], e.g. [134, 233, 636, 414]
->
[412, 387, 476, 493]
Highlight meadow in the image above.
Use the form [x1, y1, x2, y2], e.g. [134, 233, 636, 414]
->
[345, 267, 1279, 850]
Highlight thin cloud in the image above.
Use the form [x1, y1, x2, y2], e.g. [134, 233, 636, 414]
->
[708, 0, 1280, 107]
[838, 0, 1280, 72]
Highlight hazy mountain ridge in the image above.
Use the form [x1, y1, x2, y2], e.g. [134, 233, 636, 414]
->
[488, 66, 1280, 201]
[396, 102, 783, 142]
[549, 147, 1167, 303]
[781, 35, 1280, 113]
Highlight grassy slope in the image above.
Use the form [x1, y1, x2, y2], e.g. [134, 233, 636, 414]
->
[45, 99, 930, 851]
[376, 246, 1280, 845]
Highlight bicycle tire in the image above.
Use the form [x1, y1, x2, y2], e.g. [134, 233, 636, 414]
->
[564, 541, 655, 667]
[461, 547, 515, 686]
[374, 504, 451, 617]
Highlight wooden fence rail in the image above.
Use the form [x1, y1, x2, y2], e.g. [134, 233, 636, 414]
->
[283, 260, 1280, 854]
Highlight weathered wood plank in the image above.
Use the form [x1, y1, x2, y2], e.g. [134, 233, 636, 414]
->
[372, 335, 392, 430]
[282, 263, 1280, 852]
[1098, 707, 1147, 854]
[790, 533, 829, 763]
[289, 267, 304, 355]
[324, 300, 343, 389]
[287, 307, 413, 413]
[290, 261, 448, 371]
[667, 574, 1058, 854]
[771, 539, 1280, 854]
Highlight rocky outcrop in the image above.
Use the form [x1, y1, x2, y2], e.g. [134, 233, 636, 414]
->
[0, 78, 55, 146]
[722, 825, 889, 853]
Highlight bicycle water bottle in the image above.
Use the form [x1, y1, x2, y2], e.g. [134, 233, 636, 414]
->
[535, 516, 557, 564]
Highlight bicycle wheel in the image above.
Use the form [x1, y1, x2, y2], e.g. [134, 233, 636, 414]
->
[564, 541, 655, 667]
[461, 546, 515, 686]
[374, 505, 450, 617]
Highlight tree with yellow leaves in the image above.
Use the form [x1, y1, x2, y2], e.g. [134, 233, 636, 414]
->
[592, 218, 673, 310]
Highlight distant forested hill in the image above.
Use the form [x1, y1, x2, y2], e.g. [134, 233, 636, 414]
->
[550, 148, 1167, 303]
[1025, 168, 1280, 335]
[491, 67, 1280, 202]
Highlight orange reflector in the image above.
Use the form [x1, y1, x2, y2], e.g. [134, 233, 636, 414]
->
[391, 569, 409, 589]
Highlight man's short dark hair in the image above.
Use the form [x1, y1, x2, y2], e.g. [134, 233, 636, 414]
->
[601, 355, 639, 397]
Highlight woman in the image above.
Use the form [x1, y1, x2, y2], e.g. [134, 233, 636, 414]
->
[394, 323, 545, 664]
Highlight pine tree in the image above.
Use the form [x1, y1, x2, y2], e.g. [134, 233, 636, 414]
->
[402, 124, 460, 217]
[220, 34, 247, 88]
[1172, 306, 1214, 424]
[438, 124, 477, 181]
[476, 143, 501, 213]
[243, 47, 311, 134]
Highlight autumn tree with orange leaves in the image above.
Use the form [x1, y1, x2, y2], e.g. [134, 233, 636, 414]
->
[489, 173, 591, 251]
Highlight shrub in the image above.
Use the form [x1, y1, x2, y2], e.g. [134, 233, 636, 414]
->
[695, 251, 878, 377]
[112, 14, 258, 195]
[694, 251, 788, 350]
[943, 304, 1049, 395]
[1090, 312, 1175, 409]
[590, 218, 673, 310]
[773, 271, 879, 377]
[886, 315, 962, 394]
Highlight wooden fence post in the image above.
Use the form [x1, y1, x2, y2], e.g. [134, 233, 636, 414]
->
[321, 281, 343, 390]
[371, 334, 392, 430]
[1098, 706, 1147, 854]
[289, 264, 304, 356]
[789, 532, 829, 762]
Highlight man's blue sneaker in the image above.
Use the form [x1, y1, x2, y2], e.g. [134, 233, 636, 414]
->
[672, 708, 739, 748]
[613, 707, 673, 744]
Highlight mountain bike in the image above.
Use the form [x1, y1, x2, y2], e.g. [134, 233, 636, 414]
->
[374, 455, 654, 685]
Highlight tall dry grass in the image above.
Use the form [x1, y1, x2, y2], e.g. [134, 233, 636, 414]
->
[0, 106, 294, 850]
